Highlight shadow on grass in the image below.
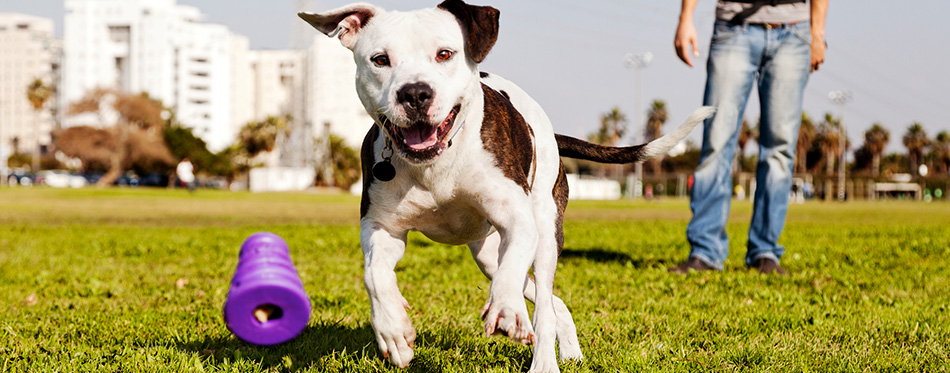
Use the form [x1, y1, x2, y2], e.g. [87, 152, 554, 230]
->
[179, 320, 379, 370]
[560, 247, 674, 269]
[179, 321, 535, 372]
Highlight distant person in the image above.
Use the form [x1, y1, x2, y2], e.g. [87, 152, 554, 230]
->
[176, 157, 196, 193]
[669, 0, 828, 275]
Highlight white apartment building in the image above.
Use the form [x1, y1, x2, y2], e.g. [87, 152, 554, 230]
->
[247, 50, 307, 126]
[240, 40, 369, 168]
[0, 13, 60, 166]
[59, 0, 372, 163]
[62, 0, 243, 152]
[308, 34, 373, 149]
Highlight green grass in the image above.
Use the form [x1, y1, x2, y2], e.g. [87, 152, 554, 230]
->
[1, 187, 948, 372]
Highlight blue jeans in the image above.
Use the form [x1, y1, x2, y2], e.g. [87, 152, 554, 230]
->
[686, 20, 812, 269]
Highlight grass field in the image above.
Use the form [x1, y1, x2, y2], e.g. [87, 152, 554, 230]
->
[1, 187, 948, 372]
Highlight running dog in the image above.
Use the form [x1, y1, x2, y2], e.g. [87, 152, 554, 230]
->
[300, 1, 713, 371]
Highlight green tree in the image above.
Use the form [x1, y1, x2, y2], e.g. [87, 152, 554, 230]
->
[902, 123, 930, 175]
[796, 112, 816, 174]
[62, 89, 174, 186]
[862, 123, 890, 177]
[227, 115, 291, 183]
[315, 134, 360, 190]
[26, 78, 52, 172]
[238, 116, 288, 157]
[587, 107, 628, 178]
[735, 118, 758, 174]
[645, 100, 668, 174]
[817, 113, 843, 176]
[644, 100, 667, 142]
[588, 107, 627, 146]
[934, 131, 950, 176]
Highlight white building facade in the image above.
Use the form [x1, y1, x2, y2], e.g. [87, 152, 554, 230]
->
[308, 34, 373, 149]
[0, 13, 60, 166]
[59, 0, 371, 155]
[62, 0, 244, 152]
[249, 50, 305, 123]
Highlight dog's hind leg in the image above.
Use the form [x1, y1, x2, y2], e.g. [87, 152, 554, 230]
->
[526, 196, 563, 372]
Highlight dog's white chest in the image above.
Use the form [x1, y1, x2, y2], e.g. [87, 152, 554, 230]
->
[388, 185, 493, 245]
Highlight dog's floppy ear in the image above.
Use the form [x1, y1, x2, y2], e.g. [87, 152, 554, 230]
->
[437, 0, 500, 63]
[298, 3, 380, 50]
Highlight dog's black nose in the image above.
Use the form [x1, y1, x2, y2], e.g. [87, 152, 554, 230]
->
[396, 82, 434, 112]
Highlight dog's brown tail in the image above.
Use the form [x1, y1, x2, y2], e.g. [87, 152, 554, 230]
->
[555, 106, 714, 164]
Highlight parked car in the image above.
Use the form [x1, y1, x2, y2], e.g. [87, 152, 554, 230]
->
[139, 173, 170, 187]
[35, 170, 87, 188]
[6, 169, 34, 187]
[82, 172, 140, 187]
[115, 172, 140, 187]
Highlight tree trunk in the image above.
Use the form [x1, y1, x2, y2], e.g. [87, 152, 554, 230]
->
[825, 151, 835, 175]
[32, 110, 41, 172]
[871, 154, 880, 177]
[96, 124, 129, 187]
[909, 153, 918, 176]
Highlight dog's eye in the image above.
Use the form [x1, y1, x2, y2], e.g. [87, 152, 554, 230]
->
[371, 54, 390, 67]
[436, 50, 454, 62]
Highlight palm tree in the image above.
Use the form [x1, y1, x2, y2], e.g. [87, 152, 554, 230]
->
[26, 78, 52, 172]
[586, 107, 628, 178]
[818, 113, 842, 176]
[863, 123, 890, 177]
[902, 123, 930, 175]
[796, 112, 816, 174]
[933, 131, 950, 176]
[588, 107, 628, 147]
[735, 118, 758, 173]
[644, 100, 667, 142]
[645, 100, 668, 174]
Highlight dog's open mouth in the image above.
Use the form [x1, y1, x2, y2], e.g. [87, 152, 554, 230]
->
[381, 105, 461, 161]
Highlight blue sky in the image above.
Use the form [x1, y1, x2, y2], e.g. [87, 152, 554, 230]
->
[4, 0, 948, 154]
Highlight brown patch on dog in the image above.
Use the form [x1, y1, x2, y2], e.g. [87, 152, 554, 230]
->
[480, 84, 534, 194]
[438, 0, 500, 63]
[360, 125, 381, 218]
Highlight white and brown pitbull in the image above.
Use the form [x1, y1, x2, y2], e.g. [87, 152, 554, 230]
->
[300, 1, 713, 371]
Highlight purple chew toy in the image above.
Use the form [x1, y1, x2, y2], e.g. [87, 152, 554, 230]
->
[224, 232, 311, 346]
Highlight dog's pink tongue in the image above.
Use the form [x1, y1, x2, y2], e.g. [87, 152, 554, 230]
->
[403, 125, 439, 150]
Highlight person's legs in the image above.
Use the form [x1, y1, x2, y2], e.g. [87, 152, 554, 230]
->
[746, 22, 812, 269]
[683, 21, 763, 270]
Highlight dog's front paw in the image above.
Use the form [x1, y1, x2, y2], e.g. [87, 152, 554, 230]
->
[371, 298, 417, 368]
[481, 299, 535, 345]
[529, 357, 561, 373]
[374, 323, 416, 368]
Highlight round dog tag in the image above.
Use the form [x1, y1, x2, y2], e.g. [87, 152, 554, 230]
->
[373, 161, 396, 181]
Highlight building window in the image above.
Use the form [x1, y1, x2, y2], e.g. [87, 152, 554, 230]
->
[108, 25, 130, 43]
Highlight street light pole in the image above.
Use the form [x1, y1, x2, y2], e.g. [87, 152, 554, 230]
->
[625, 52, 653, 199]
[829, 90, 852, 201]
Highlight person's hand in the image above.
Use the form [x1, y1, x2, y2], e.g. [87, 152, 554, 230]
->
[810, 36, 826, 72]
[674, 20, 699, 67]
